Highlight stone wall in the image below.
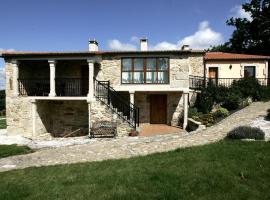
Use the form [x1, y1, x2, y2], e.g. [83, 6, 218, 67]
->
[189, 54, 204, 77]
[6, 96, 33, 137]
[5, 61, 32, 137]
[37, 100, 89, 136]
[96, 54, 203, 89]
[90, 100, 132, 137]
[170, 55, 189, 88]
[167, 92, 184, 126]
[135, 92, 184, 127]
[96, 56, 121, 86]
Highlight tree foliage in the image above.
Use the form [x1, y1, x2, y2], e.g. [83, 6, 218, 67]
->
[210, 0, 270, 55]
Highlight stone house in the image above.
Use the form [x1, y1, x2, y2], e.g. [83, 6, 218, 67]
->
[0, 39, 205, 138]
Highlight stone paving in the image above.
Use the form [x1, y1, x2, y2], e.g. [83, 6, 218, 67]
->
[0, 101, 269, 172]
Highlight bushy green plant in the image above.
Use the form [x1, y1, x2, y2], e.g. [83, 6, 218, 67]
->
[222, 93, 242, 111]
[259, 86, 270, 101]
[192, 113, 215, 127]
[188, 107, 198, 117]
[213, 107, 229, 118]
[230, 78, 261, 100]
[227, 126, 265, 140]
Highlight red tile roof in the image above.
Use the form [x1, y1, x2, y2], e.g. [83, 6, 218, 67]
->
[205, 52, 270, 60]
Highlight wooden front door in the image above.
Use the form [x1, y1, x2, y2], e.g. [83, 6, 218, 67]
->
[150, 94, 167, 124]
[208, 67, 218, 79]
[208, 67, 218, 84]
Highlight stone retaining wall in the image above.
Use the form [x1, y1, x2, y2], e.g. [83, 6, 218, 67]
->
[90, 100, 132, 137]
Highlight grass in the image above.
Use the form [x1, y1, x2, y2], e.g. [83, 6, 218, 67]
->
[0, 117, 6, 129]
[0, 140, 270, 199]
[0, 145, 32, 159]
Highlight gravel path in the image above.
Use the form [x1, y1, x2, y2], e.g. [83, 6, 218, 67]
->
[0, 101, 269, 172]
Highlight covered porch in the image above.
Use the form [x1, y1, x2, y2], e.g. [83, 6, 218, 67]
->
[30, 98, 90, 138]
[117, 89, 189, 133]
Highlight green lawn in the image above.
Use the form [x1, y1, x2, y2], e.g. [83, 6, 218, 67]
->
[0, 117, 6, 129]
[0, 145, 32, 159]
[0, 140, 270, 199]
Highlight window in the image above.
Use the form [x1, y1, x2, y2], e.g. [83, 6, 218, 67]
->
[121, 57, 169, 84]
[244, 66, 256, 78]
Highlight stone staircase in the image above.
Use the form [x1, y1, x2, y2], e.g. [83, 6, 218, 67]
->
[92, 78, 139, 136]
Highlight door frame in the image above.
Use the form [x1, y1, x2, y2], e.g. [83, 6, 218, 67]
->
[208, 67, 219, 79]
[149, 94, 167, 124]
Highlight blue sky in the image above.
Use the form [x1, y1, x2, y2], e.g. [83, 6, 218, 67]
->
[0, 0, 251, 88]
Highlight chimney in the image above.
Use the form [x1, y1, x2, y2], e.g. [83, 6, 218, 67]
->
[89, 39, 99, 51]
[181, 45, 190, 51]
[140, 38, 148, 51]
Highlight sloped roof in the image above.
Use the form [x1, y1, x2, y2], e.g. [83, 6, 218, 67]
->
[0, 49, 205, 58]
[205, 52, 270, 60]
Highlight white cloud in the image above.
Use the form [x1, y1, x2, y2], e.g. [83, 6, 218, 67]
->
[151, 42, 178, 50]
[178, 21, 223, 49]
[230, 5, 252, 21]
[108, 39, 137, 51]
[0, 48, 15, 53]
[151, 21, 223, 50]
[108, 21, 223, 50]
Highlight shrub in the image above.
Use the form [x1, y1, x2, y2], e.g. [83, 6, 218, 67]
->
[188, 107, 198, 118]
[213, 107, 229, 118]
[222, 93, 242, 111]
[231, 78, 261, 100]
[192, 113, 215, 127]
[259, 86, 270, 101]
[227, 126, 265, 140]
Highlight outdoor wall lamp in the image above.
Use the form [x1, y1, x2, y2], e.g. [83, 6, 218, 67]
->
[229, 64, 232, 70]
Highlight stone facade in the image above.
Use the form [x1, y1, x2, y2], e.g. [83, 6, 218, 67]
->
[4, 51, 204, 138]
[90, 100, 132, 137]
[38, 100, 89, 136]
[96, 56, 121, 86]
[189, 55, 204, 77]
[96, 54, 197, 89]
[135, 92, 184, 127]
[170, 55, 189, 88]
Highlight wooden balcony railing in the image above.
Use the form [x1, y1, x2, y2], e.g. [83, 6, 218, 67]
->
[18, 78, 89, 96]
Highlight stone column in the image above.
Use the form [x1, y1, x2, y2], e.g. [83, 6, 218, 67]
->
[12, 60, 19, 97]
[87, 59, 95, 101]
[183, 92, 189, 129]
[129, 91, 135, 105]
[87, 99, 92, 136]
[48, 60, 57, 97]
[31, 99, 37, 137]
[129, 91, 135, 120]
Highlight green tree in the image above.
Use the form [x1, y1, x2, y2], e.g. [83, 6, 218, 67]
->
[210, 0, 270, 55]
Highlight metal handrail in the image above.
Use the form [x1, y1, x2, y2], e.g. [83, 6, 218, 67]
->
[189, 76, 269, 89]
[94, 77, 139, 129]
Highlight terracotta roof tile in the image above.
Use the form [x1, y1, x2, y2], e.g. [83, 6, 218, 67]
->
[205, 52, 270, 60]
